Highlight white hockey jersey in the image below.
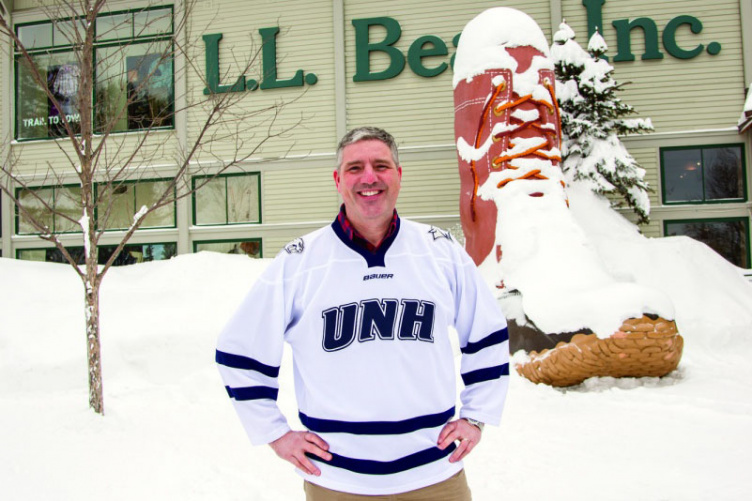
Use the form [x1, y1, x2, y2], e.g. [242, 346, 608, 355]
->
[216, 217, 509, 495]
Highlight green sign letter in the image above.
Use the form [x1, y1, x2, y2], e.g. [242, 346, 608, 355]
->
[408, 35, 448, 78]
[450, 33, 461, 70]
[203, 33, 246, 95]
[259, 27, 305, 90]
[612, 18, 664, 62]
[352, 17, 405, 82]
[663, 15, 705, 60]
[582, 0, 606, 40]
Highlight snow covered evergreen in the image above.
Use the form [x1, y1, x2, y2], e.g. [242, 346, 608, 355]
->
[551, 22, 653, 224]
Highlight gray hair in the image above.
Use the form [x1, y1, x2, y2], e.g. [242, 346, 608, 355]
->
[336, 127, 400, 169]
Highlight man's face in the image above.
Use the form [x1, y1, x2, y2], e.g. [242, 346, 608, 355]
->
[334, 139, 402, 231]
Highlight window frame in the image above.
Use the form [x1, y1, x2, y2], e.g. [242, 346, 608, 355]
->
[14, 178, 177, 235]
[13, 5, 175, 142]
[96, 240, 178, 265]
[191, 172, 263, 226]
[16, 240, 178, 265]
[14, 45, 84, 140]
[14, 183, 84, 235]
[92, 36, 175, 134]
[660, 143, 748, 205]
[193, 238, 264, 258]
[94, 6, 175, 42]
[16, 246, 86, 264]
[663, 216, 750, 268]
[94, 178, 177, 232]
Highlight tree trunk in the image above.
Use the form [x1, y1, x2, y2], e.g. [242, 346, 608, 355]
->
[85, 273, 104, 415]
[83, 187, 103, 414]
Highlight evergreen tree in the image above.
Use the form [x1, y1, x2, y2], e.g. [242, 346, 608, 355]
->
[551, 21, 653, 224]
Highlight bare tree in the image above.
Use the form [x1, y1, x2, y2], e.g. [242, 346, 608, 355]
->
[0, 0, 299, 414]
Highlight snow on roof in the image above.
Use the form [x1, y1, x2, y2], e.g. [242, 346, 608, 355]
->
[453, 7, 550, 88]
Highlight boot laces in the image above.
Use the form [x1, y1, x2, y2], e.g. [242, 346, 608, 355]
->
[468, 77, 563, 219]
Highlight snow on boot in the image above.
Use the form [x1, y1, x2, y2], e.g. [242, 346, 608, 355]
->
[453, 7, 683, 386]
[453, 7, 563, 271]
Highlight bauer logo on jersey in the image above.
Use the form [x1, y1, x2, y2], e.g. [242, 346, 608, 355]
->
[321, 299, 436, 352]
[363, 273, 394, 281]
[284, 238, 305, 254]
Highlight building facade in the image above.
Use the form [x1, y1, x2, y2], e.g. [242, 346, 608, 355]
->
[1, 0, 750, 268]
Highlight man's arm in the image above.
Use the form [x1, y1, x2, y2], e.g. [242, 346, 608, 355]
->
[216, 257, 334, 475]
[450, 246, 510, 453]
[216, 259, 294, 444]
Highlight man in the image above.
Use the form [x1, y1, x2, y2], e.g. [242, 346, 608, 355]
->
[216, 127, 509, 500]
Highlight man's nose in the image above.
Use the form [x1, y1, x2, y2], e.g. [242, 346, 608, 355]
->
[361, 164, 378, 184]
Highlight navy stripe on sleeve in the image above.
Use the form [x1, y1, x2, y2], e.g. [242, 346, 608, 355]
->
[299, 407, 455, 435]
[307, 443, 456, 475]
[225, 385, 279, 401]
[216, 350, 280, 378]
[461, 363, 509, 386]
[460, 327, 509, 354]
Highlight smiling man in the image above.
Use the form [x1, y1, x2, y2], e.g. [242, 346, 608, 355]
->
[334, 131, 402, 247]
[216, 127, 510, 500]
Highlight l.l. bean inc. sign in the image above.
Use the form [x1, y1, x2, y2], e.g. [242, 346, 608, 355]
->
[204, 0, 723, 95]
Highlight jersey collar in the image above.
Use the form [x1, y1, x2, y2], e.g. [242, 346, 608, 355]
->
[332, 206, 401, 268]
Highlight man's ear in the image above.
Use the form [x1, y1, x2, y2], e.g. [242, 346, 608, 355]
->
[333, 169, 340, 190]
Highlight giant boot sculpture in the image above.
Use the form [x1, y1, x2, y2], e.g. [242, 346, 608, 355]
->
[453, 7, 683, 386]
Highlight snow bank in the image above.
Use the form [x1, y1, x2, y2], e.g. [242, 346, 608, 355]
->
[483, 180, 674, 337]
[569, 184, 752, 344]
[1, 210, 752, 499]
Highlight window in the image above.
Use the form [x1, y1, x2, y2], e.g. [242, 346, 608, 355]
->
[17, 242, 177, 265]
[665, 218, 749, 268]
[16, 180, 174, 235]
[16, 50, 82, 139]
[95, 41, 173, 132]
[14, 7, 173, 140]
[193, 173, 261, 225]
[194, 239, 262, 258]
[661, 145, 746, 204]
[96, 180, 175, 230]
[98, 242, 177, 265]
[16, 185, 82, 235]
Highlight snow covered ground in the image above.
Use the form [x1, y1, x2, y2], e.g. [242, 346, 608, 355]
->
[2, 190, 752, 500]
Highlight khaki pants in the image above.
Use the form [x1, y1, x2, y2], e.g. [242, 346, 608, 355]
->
[303, 470, 472, 501]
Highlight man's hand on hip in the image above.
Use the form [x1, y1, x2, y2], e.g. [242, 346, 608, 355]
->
[269, 431, 332, 476]
[437, 419, 482, 463]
